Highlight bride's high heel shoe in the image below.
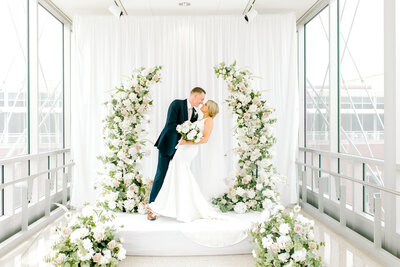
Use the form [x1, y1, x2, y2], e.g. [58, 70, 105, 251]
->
[141, 201, 157, 221]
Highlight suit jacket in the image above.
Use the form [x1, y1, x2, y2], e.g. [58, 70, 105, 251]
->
[155, 99, 198, 156]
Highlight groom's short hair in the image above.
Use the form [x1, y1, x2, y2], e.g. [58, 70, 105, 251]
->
[190, 87, 206, 95]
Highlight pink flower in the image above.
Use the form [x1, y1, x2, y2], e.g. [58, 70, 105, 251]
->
[56, 254, 66, 264]
[108, 240, 118, 250]
[294, 224, 303, 234]
[92, 253, 102, 263]
[61, 227, 72, 236]
[270, 243, 281, 253]
[152, 75, 159, 82]
[135, 85, 142, 92]
[309, 241, 317, 250]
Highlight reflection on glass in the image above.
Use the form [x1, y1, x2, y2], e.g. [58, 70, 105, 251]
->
[305, 7, 330, 151]
[339, 0, 384, 160]
[38, 5, 64, 152]
[0, 0, 28, 159]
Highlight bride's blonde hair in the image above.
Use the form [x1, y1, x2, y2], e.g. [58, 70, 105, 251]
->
[207, 100, 219, 118]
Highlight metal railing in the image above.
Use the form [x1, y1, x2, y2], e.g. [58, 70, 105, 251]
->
[0, 148, 74, 257]
[296, 146, 400, 265]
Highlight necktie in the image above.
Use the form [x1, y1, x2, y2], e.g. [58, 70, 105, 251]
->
[190, 107, 196, 121]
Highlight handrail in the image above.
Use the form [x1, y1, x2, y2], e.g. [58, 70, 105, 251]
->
[0, 148, 71, 165]
[298, 147, 384, 166]
[0, 162, 74, 189]
[296, 161, 400, 197]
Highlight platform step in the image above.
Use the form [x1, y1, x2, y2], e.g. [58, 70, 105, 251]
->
[114, 212, 260, 256]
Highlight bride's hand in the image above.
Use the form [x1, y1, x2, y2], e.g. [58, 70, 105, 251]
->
[178, 139, 187, 145]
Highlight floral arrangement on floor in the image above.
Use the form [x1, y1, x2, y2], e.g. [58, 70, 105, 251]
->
[212, 61, 285, 213]
[96, 66, 162, 213]
[45, 204, 126, 266]
[250, 204, 324, 266]
[176, 120, 202, 143]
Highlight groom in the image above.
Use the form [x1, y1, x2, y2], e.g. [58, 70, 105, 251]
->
[147, 87, 206, 220]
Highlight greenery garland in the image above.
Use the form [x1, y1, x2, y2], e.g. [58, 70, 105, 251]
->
[212, 61, 285, 213]
[96, 66, 162, 213]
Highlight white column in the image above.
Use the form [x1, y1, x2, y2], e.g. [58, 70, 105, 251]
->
[28, 0, 39, 202]
[384, 0, 398, 252]
[298, 26, 305, 150]
[329, 1, 339, 201]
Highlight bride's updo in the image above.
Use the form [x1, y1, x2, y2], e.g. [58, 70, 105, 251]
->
[207, 100, 219, 118]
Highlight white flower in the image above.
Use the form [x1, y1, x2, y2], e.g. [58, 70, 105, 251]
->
[82, 238, 93, 250]
[114, 116, 122, 123]
[291, 248, 307, 262]
[278, 252, 290, 263]
[261, 236, 273, 249]
[234, 202, 247, 214]
[124, 199, 135, 211]
[117, 246, 127, 260]
[307, 231, 315, 240]
[77, 248, 94, 261]
[293, 204, 301, 213]
[247, 190, 256, 199]
[70, 228, 89, 244]
[248, 104, 258, 113]
[276, 235, 291, 249]
[256, 183, 263, 191]
[236, 187, 246, 197]
[181, 124, 190, 133]
[260, 135, 267, 143]
[279, 223, 290, 235]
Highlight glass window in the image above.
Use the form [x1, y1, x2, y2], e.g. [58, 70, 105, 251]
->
[305, 7, 330, 150]
[38, 5, 64, 152]
[0, 0, 28, 159]
[339, 0, 384, 159]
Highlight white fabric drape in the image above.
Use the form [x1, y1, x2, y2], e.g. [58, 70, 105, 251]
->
[71, 14, 298, 208]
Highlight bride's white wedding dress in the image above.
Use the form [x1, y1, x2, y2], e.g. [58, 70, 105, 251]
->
[149, 118, 226, 223]
[149, 118, 249, 248]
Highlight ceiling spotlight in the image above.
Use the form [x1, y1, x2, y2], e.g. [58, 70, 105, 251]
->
[109, 1, 123, 17]
[243, 0, 258, 23]
[179, 2, 191, 7]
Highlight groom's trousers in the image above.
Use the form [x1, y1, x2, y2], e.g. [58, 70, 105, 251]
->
[149, 151, 172, 203]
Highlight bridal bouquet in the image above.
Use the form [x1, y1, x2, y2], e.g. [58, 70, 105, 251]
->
[45, 204, 126, 266]
[250, 205, 324, 266]
[176, 120, 202, 143]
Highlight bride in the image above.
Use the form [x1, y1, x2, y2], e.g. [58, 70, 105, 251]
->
[144, 100, 226, 223]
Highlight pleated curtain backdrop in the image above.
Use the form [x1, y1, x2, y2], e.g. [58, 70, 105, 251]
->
[71, 14, 298, 208]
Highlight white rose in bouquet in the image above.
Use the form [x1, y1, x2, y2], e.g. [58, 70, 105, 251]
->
[176, 121, 201, 143]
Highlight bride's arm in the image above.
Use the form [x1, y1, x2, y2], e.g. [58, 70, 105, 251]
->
[179, 118, 213, 145]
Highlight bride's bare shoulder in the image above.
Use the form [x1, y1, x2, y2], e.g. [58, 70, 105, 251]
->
[204, 117, 213, 125]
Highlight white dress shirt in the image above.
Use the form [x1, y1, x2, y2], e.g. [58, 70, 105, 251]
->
[187, 99, 194, 120]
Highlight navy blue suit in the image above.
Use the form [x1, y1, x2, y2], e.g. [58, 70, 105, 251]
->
[149, 99, 198, 203]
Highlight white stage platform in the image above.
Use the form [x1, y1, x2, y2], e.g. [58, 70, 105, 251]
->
[114, 212, 261, 256]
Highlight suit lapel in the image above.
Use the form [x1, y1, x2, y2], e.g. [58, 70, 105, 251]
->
[183, 99, 188, 121]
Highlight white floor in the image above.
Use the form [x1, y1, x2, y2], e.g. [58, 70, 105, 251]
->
[0, 210, 384, 267]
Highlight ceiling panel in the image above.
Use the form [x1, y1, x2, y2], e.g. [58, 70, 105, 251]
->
[51, 0, 318, 19]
